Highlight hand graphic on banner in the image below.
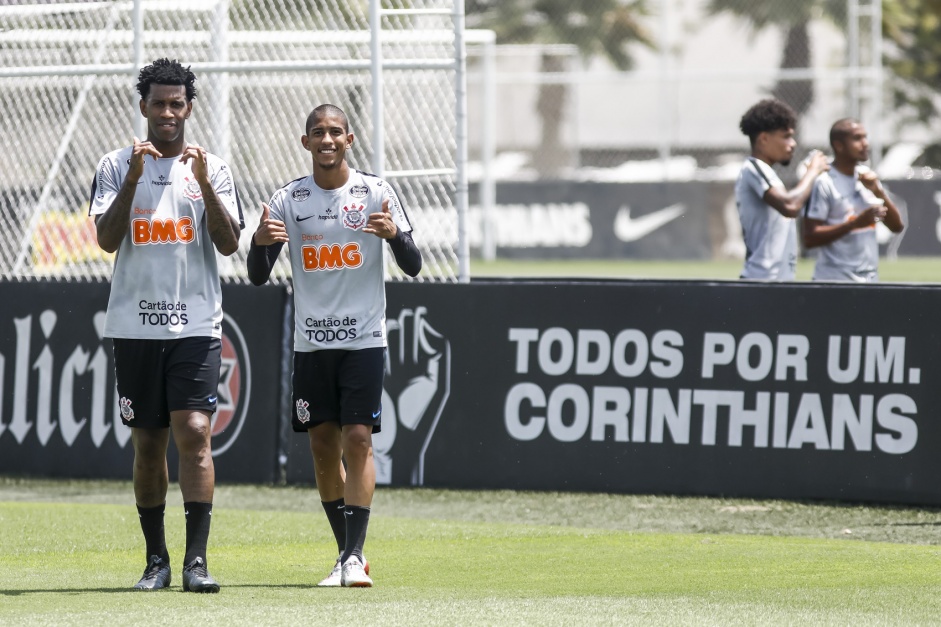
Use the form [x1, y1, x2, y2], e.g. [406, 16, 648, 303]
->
[373, 306, 450, 485]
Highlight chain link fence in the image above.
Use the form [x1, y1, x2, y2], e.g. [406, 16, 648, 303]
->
[0, 0, 465, 283]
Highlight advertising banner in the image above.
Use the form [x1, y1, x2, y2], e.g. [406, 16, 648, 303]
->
[371, 280, 941, 505]
[0, 281, 286, 483]
[467, 179, 941, 260]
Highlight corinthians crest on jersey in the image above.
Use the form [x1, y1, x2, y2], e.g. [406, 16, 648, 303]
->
[342, 203, 366, 230]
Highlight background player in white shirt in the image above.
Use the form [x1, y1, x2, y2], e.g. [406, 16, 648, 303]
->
[803, 119, 904, 282]
[735, 99, 830, 280]
[89, 58, 243, 592]
[247, 104, 422, 588]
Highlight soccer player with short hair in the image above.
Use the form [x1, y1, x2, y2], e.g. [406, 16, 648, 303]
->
[89, 58, 243, 592]
[735, 98, 830, 280]
[802, 119, 904, 281]
[247, 104, 422, 588]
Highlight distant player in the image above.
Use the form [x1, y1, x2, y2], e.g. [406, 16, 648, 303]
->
[89, 58, 243, 592]
[803, 119, 904, 281]
[247, 104, 422, 587]
[735, 99, 829, 280]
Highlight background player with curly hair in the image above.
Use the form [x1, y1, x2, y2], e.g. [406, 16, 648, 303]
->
[735, 98, 829, 280]
[89, 58, 244, 592]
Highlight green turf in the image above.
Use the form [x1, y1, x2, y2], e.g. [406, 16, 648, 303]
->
[2, 479, 940, 625]
[471, 256, 941, 283]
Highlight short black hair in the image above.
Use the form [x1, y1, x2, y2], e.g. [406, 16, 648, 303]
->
[305, 104, 349, 134]
[137, 58, 197, 101]
[739, 99, 797, 145]
[829, 118, 860, 148]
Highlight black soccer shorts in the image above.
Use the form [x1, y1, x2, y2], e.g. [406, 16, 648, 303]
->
[112, 336, 222, 428]
[291, 347, 384, 433]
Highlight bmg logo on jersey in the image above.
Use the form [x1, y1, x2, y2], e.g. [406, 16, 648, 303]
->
[302, 243, 363, 271]
[132, 217, 195, 245]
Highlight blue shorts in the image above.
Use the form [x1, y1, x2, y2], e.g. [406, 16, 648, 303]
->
[112, 337, 221, 428]
[292, 347, 384, 433]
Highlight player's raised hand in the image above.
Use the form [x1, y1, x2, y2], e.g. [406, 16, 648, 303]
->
[364, 197, 397, 239]
[180, 143, 209, 184]
[128, 136, 162, 180]
[855, 203, 888, 228]
[254, 202, 289, 245]
[858, 170, 885, 195]
[807, 150, 830, 176]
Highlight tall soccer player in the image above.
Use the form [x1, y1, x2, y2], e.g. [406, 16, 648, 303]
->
[803, 118, 904, 281]
[736, 99, 830, 280]
[89, 58, 243, 592]
[247, 104, 422, 588]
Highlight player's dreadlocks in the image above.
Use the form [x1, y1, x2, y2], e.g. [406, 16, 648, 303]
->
[739, 99, 797, 145]
[136, 58, 197, 101]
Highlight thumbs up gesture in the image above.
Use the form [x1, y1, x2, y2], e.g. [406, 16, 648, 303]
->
[253, 202, 289, 246]
[364, 196, 398, 239]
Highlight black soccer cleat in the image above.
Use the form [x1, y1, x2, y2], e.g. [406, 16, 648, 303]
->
[133, 555, 171, 591]
[182, 557, 220, 593]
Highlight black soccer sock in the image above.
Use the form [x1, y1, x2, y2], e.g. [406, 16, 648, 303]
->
[137, 503, 169, 562]
[183, 501, 213, 566]
[321, 498, 347, 555]
[340, 505, 371, 564]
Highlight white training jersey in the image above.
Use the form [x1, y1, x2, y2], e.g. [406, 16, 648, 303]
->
[735, 157, 797, 281]
[89, 146, 243, 339]
[806, 165, 881, 282]
[268, 169, 413, 352]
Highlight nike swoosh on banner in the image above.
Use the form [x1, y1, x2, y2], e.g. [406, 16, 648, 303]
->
[295, 214, 315, 222]
[614, 203, 685, 242]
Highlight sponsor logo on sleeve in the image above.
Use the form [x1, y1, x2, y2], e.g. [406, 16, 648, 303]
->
[292, 188, 311, 201]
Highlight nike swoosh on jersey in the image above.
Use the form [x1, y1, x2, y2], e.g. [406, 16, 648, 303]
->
[614, 203, 685, 242]
[295, 214, 315, 222]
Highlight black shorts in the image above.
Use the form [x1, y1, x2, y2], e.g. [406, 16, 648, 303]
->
[112, 337, 222, 429]
[292, 347, 384, 433]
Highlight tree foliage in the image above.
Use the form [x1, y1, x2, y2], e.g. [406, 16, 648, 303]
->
[883, 0, 941, 146]
[466, 0, 655, 70]
[705, 0, 847, 117]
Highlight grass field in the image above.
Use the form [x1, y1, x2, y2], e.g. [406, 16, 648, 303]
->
[470, 256, 941, 283]
[2, 478, 940, 626]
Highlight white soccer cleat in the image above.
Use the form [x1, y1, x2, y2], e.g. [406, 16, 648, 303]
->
[317, 555, 370, 587]
[316, 558, 343, 587]
[340, 555, 373, 588]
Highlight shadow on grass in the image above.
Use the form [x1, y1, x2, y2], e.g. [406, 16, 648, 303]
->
[0, 584, 323, 596]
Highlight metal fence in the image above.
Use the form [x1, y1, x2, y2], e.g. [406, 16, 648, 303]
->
[0, 0, 467, 283]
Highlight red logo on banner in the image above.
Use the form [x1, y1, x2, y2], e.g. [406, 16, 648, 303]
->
[211, 317, 251, 456]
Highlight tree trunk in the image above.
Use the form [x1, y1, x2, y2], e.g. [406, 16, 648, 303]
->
[532, 52, 572, 178]
[772, 21, 813, 117]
